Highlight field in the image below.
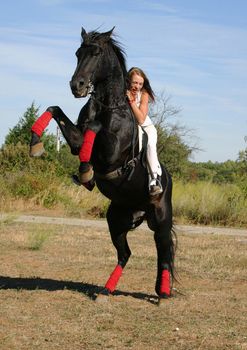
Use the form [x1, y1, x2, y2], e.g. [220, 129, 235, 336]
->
[0, 217, 247, 350]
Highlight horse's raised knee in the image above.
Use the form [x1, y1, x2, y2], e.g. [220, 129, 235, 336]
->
[46, 105, 62, 117]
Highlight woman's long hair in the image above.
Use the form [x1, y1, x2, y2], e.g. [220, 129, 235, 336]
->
[127, 67, 155, 102]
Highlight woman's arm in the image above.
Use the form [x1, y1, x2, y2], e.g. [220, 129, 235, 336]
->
[127, 91, 149, 125]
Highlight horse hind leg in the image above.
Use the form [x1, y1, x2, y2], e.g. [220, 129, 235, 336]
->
[147, 186, 176, 300]
[96, 204, 132, 301]
[154, 226, 176, 301]
[153, 201, 176, 300]
[96, 231, 130, 303]
[98, 229, 131, 298]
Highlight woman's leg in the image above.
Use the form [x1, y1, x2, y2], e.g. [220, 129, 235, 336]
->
[143, 124, 162, 176]
[142, 124, 162, 195]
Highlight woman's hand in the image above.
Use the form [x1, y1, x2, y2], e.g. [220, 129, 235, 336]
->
[126, 90, 136, 103]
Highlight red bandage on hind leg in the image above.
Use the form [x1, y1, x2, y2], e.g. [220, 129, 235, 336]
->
[160, 269, 171, 296]
[31, 111, 52, 137]
[79, 129, 96, 162]
[105, 265, 123, 293]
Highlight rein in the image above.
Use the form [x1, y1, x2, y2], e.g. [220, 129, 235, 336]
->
[91, 92, 127, 111]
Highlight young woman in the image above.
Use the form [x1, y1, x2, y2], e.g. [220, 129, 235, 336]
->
[126, 67, 162, 196]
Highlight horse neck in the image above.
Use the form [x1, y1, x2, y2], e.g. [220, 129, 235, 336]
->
[92, 56, 139, 170]
[95, 55, 126, 106]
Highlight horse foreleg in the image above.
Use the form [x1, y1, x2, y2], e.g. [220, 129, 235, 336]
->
[47, 106, 83, 154]
[30, 106, 83, 157]
[78, 120, 102, 183]
[30, 110, 52, 156]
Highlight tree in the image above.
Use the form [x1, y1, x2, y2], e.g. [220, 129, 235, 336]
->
[4, 102, 39, 146]
[2, 102, 80, 176]
[237, 136, 247, 176]
[3, 102, 61, 157]
[149, 92, 198, 176]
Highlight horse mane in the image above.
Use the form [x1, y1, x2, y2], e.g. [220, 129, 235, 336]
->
[83, 30, 128, 82]
[109, 36, 128, 76]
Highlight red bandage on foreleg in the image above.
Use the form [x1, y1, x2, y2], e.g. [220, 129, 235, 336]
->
[31, 111, 52, 137]
[79, 129, 96, 162]
[105, 265, 123, 293]
[160, 269, 170, 296]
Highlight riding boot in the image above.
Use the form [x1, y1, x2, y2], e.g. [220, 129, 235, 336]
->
[149, 175, 163, 196]
[29, 131, 45, 157]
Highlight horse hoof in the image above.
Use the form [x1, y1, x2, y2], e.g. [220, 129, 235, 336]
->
[158, 294, 170, 306]
[71, 175, 82, 186]
[95, 293, 110, 303]
[95, 288, 112, 303]
[79, 168, 94, 183]
[29, 142, 45, 157]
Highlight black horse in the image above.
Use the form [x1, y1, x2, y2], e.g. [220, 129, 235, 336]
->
[30, 27, 176, 299]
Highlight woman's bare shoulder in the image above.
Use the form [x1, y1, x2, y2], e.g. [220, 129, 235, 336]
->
[141, 90, 149, 100]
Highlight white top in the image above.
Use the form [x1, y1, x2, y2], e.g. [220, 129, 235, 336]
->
[136, 91, 153, 127]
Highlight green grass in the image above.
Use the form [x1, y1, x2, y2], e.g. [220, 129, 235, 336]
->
[27, 229, 52, 250]
[173, 180, 247, 227]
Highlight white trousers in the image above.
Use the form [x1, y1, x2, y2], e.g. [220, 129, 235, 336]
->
[141, 124, 162, 177]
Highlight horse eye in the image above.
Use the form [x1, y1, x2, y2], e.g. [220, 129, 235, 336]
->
[93, 50, 100, 56]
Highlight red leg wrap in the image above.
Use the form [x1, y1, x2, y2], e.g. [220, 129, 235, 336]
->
[105, 265, 123, 293]
[160, 269, 171, 296]
[31, 111, 52, 137]
[79, 129, 97, 162]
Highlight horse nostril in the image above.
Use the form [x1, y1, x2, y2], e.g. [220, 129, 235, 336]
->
[78, 79, 85, 88]
[70, 79, 84, 92]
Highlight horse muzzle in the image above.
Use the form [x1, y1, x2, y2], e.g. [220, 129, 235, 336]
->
[70, 79, 94, 98]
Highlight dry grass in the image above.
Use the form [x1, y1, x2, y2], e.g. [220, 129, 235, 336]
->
[0, 220, 246, 350]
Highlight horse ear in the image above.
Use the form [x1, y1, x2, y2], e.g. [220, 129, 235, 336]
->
[105, 27, 115, 37]
[81, 27, 87, 39]
[99, 27, 115, 42]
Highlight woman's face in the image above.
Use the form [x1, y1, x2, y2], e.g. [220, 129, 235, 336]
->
[130, 73, 144, 93]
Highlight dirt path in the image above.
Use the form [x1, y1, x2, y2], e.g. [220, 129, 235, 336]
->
[1, 212, 247, 349]
[1, 213, 246, 236]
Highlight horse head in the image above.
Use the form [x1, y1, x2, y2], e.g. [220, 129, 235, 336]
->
[70, 27, 115, 98]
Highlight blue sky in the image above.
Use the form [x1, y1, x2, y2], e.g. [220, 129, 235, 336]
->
[1, 0, 247, 162]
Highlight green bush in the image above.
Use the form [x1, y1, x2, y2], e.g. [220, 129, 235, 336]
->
[0, 138, 246, 227]
[173, 181, 247, 227]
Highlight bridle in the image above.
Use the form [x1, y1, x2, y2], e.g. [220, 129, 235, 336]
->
[90, 91, 127, 111]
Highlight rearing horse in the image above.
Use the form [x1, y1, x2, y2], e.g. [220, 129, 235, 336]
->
[30, 27, 176, 299]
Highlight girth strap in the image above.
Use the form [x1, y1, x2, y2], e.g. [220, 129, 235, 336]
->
[95, 157, 138, 181]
